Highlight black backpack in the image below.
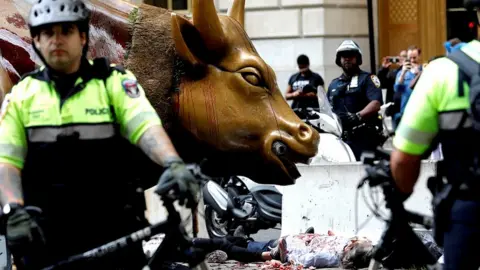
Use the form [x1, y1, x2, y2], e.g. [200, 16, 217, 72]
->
[447, 50, 480, 131]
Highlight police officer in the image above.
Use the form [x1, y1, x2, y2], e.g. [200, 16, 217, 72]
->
[390, 1, 480, 269]
[0, 0, 199, 268]
[327, 40, 384, 161]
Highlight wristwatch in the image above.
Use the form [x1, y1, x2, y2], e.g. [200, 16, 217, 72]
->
[2, 202, 22, 216]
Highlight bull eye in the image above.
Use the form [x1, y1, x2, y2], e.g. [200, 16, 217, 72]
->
[242, 73, 261, 86]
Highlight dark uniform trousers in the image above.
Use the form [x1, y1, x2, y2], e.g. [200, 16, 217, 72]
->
[443, 199, 480, 270]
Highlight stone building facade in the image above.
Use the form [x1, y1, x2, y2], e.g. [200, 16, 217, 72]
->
[124, 0, 373, 93]
[123, 0, 473, 94]
[215, 0, 371, 92]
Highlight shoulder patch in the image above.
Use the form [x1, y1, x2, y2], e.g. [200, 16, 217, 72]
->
[370, 75, 381, 88]
[0, 93, 12, 124]
[122, 79, 140, 98]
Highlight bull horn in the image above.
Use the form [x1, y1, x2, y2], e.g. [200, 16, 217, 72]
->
[227, 0, 245, 27]
[192, 0, 226, 52]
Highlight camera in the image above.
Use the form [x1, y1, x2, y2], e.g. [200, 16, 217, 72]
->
[388, 57, 400, 64]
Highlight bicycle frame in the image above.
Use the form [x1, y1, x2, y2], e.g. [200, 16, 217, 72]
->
[370, 203, 438, 269]
[41, 197, 207, 270]
[360, 149, 439, 269]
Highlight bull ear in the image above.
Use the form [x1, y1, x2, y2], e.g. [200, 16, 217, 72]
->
[228, 0, 245, 27]
[171, 13, 203, 67]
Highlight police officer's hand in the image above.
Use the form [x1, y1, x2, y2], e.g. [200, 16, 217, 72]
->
[346, 112, 362, 126]
[6, 206, 46, 257]
[155, 157, 200, 208]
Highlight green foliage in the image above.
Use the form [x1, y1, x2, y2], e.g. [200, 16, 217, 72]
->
[128, 7, 139, 24]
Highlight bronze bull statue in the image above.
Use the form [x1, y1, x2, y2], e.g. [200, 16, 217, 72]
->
[0, 0, 319, 185]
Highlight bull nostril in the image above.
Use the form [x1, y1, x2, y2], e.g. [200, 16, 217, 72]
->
[272, 141, 288, 156]
[297, 123, 313, 141]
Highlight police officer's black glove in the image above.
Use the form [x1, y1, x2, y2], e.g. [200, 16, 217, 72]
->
[5, 205, 46, 257]
[155, 157, 200, 209]
[346, 112, 362, 126]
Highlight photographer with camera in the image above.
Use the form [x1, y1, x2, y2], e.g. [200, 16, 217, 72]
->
[285, 54, 325, 111]
[390, 1, 480, 269]
[377, 50, 407, 105]
[327, 40, 384, 161]
[393, 45, 423, 130]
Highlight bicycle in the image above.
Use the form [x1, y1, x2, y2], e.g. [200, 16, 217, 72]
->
[5, 165, 213, 270]
[357, 148, 440, 270]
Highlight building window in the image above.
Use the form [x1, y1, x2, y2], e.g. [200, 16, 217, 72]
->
[145, 0, 191, 12]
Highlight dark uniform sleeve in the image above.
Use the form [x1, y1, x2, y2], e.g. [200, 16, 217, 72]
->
[364, 74, 383, 104]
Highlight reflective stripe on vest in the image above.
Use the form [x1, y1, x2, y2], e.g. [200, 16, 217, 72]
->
[0, 144, 26, 160]
[27, 123, 116, 143]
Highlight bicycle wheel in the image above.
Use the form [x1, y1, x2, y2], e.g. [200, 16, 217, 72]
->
[368, 259, 381, 270]
[191, 261, 211, 270]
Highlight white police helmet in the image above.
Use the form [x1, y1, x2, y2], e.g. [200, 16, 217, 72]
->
[28, 0, 90, 29]
[335, 40, 363, 67]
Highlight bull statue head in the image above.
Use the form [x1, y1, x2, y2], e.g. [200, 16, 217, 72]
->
[169, 0, 319, 184]
[1, 0, 320, 185]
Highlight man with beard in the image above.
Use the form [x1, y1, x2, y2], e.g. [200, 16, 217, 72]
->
[327, 40, 384, 160]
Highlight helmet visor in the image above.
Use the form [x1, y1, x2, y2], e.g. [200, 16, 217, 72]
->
[338, 50, 358, 58]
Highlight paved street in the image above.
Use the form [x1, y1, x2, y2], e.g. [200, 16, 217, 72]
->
[251, 227, 282, 242]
